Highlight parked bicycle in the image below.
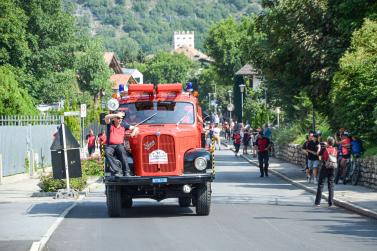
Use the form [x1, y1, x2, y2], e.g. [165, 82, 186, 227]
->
[349, 154, 362, 185]
[335, 158, 350, 185]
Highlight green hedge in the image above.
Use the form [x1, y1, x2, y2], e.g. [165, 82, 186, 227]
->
[38, 158, 104, 192]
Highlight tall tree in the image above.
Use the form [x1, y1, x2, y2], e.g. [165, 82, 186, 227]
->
[331, 19, 377, 140]
[0, 65, 37, 115]
[0, 0, 30, 68]
[144, 51, 198, 84]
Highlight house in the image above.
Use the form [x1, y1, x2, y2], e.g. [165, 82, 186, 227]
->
[173, 31, 214, 64]
[122, 68, 143, 84]
[110, 74, 138, 93]
[174, 45, 214, 64]
[104, 52, 123, 74]
[235, 64, 262, 90]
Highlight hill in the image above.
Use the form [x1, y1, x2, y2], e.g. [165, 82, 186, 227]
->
[63, 0, 262, 62]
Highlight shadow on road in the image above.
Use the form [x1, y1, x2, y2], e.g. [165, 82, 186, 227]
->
[64, 200, 196, 219]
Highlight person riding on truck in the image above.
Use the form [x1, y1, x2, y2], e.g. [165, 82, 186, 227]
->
[104, 111, 139, 176]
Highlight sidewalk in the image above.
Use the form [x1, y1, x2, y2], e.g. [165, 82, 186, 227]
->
[222, 139, 377, 220]
[0, 170, 101, 251]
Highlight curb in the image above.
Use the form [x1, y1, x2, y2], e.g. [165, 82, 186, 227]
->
[222, 141, 377, 220]
[29, 177, 103, 251]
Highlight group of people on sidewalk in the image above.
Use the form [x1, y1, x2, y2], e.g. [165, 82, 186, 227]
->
[207, 120, 273, 178]
[301, 129, 364, 207]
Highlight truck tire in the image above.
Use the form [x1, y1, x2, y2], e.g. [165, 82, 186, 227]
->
[195, 182, 211, 216]
[178, 197, 191, 207]
[106, 185, 121, 217]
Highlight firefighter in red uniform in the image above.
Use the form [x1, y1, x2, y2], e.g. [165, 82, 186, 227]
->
[104, 112, 138, 176]
[255, 131, 271, 177]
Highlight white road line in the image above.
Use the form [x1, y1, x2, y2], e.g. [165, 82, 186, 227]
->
[29, 195, 84, 251]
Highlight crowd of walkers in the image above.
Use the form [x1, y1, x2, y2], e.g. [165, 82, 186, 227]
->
[206, 120, 273, 178]
[301, 129, 364, 207]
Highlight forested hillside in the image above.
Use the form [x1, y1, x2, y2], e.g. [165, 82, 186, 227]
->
[63, 0, 262, 62]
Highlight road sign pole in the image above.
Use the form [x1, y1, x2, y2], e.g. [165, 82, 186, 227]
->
[0, 154, 3, 184]
[61, 123, 71, 193]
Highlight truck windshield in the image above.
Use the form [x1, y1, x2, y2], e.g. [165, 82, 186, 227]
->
[119, 101, 194, 125]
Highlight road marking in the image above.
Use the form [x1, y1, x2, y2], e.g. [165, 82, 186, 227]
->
[29, 195, 84, 251]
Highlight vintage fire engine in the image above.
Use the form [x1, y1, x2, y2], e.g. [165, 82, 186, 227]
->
[103, 83, 215, 217]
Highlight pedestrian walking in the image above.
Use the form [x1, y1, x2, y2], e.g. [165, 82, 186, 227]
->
[242, 128, 251, 155]
[232, 130, 241, 157]
[212, 123, 221, 150]
[97, 129, 107, 157]
[304, 133, 320, 184]
[255, 131, 271, 177]
[86, 129, 96, 157]
[315, 136, 337, 207]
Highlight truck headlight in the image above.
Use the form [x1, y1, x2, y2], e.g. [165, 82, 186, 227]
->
[107, 98, 119, 111]
[194, 157, 207, 171]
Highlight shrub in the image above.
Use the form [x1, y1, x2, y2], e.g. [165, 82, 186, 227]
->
[38, 174, 88, 192]
[82, 159, 104, 176]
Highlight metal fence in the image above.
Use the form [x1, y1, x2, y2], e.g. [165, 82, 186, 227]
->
[0, 116, 60, 176]
[0, 115, 61, 126]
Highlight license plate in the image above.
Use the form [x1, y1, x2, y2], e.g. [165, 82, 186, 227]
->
[152, 178, 167, 184]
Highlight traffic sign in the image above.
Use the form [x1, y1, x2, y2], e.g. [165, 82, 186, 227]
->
[64, 111, 80, 116]
[227, 103, 234, 111]
[80, 104, 87, 118]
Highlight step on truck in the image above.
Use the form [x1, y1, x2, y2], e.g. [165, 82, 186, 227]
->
[103, 83, 215, 217]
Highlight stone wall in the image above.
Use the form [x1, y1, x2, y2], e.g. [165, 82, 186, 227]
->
[275, 144, 377, 190]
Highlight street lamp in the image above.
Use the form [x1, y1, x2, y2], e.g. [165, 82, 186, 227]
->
[275, 107, 281, 128]
[228, 90, 232, 121]
[239, 84, 245, 122]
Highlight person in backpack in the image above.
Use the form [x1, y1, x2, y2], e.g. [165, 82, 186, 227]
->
[242, 128, 251, 155]
[232, 130, 241, 157]
[255, 131, 271, 177]
[314, 136, 337, 207]
[351, 135, 363, 158]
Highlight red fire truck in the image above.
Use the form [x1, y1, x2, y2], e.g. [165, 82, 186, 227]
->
[103, 83, 215, 217]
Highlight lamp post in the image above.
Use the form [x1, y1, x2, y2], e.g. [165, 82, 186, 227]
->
[228, 90, 232, 121]
[239, 84, 245, 122]
[275, 107, 281, 128]
[208, 93, 212, 112]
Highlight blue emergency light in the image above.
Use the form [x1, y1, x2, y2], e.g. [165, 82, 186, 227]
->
[118, 84, 125, 93]
[186, 82, 193, 92]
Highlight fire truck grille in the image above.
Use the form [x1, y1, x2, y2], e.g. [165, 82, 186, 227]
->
[142, 135, 176, 173]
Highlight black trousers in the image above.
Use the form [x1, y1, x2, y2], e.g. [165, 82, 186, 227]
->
[315, 166, 335, 206]
[105, 144, 131, 175]
[258, 151, 269, 176]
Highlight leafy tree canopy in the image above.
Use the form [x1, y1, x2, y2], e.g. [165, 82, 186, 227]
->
[331, 19, 377, 140]
[0, 65, 37, 115]
[144, 51, 198, 84]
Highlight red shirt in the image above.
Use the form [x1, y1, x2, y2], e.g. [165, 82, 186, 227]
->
[256, 137, 270, 152]
[342, 137, 351, 156]
[98, 133, 107, 145]
[86, 134, 96, 148]
[109, 124, 126, 145]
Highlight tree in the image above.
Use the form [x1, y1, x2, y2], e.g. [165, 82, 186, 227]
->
[144, 51, 198, 84]
[204, 17, 245, 85]
[75, 40, 112, 103]
[331, 19, 377, 140]
[0, 65, 37, 115]
[0, 0, 30, 68]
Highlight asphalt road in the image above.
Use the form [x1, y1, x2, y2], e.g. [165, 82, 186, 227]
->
[44, 150, 377, 251]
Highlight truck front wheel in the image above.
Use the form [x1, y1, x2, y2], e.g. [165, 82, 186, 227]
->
[106, 185, 121, 217]
[195, 182, 211, 216]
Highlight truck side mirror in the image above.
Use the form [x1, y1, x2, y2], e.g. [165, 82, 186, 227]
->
[100, 112, 107, 125]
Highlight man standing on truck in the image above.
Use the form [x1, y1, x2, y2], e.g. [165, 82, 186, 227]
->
[104, 111, 139, 176]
